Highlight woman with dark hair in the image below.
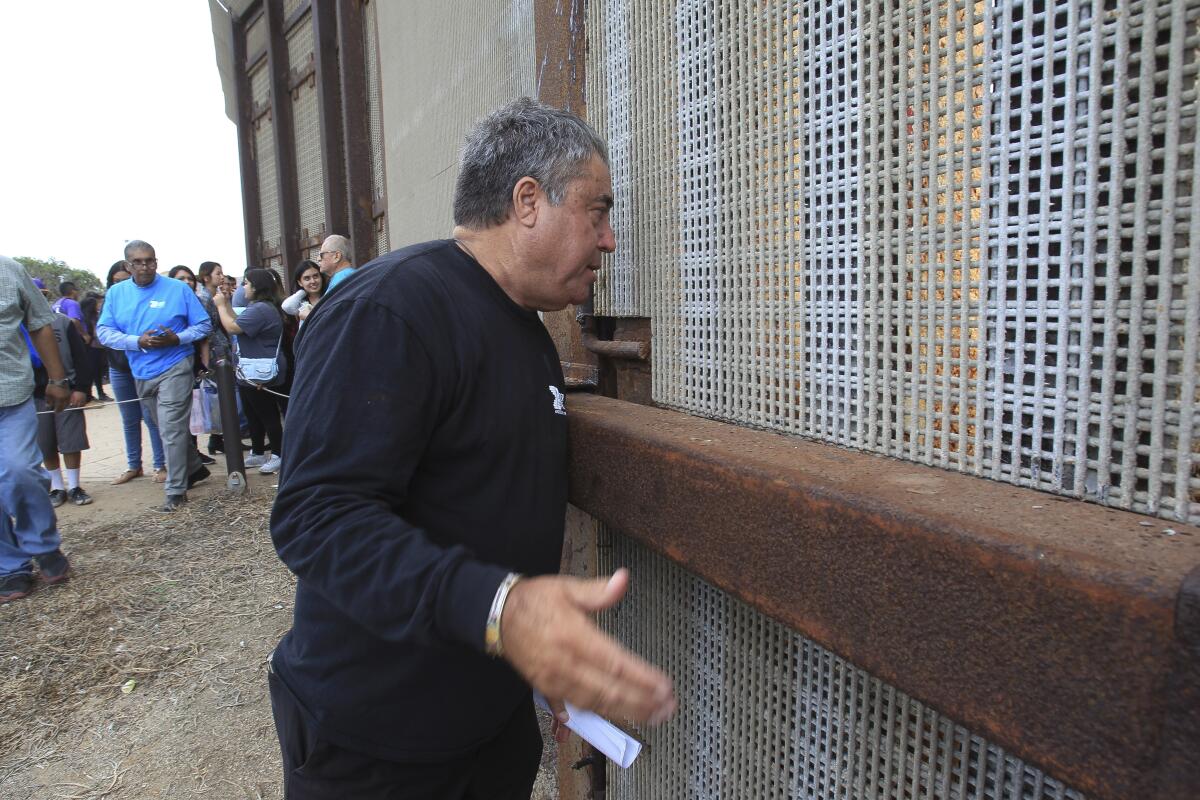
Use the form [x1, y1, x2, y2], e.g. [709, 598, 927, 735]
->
[282, 259, 326, 323]
[79, 292, 109, 401]
[167, 265, 197, 291]
[104, 260, 167, 484]
[214, 268, 289, 475]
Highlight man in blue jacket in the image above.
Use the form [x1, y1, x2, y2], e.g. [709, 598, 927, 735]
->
[97, 241, 211, 512]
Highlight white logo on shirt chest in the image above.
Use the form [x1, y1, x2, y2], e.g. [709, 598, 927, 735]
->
[149, 300, 166, 308]
[548, 385, 566, 416]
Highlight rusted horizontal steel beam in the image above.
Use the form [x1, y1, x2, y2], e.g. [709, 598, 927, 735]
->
[565, 393, 1200, 800]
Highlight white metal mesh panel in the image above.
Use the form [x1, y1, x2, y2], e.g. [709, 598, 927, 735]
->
[364, 0, 389, 258]
[597, 528, 1087, 800]
[585, 0, 1200, 524]
[288, 13, 326, 242]
[250, 60, 281, 263]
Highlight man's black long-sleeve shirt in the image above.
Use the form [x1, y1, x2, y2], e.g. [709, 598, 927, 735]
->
[269, 240, 568, 761]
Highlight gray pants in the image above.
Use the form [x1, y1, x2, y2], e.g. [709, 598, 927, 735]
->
[136, 357, 201, 497]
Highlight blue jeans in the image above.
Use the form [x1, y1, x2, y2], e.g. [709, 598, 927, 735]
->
[111, 367, 165, 471]
[0, 398, 61, 577]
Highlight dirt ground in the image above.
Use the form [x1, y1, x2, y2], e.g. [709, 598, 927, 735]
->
[0, 399, 556, 799]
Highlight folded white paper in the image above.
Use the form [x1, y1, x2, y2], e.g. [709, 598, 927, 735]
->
[534, 693, 643, 769]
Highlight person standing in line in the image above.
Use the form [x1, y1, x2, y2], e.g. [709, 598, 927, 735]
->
[195, 261, 233, 455]
[51, 281, 86, 339]
[102, 261, 166, 485]
[97, 241, 212, 512]
[0, 255, 72, 604]
[32, 304, 96, 507]
[166, 264, 216, 466]
[282, 259, 326, 325]
[214, 268, 287, 475]
[79, 292, 109, 401]
[267, 98, 675, 798]
[316, 234, 356, 293]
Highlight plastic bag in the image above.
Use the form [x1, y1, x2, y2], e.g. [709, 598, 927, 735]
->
[200, 378, 221, 434]
[189, 379, 222, 435]
[189, 388, 206, 435]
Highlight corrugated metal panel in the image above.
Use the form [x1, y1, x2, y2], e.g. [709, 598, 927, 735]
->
[584, 0, 1200, 524]
[375, 0, 536, 248]
[245, 10, 267, 61]
[597, 527, 1086, 800]
[250, 60, 281, 265]
[364, 0, 389, 258]
[288, 12, 326, 243]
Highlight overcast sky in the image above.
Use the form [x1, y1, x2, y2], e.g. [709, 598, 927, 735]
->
[0, 1, 245, 281]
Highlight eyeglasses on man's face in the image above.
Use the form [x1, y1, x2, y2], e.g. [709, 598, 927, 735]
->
[318, 250, 338, 260]
[128, 257, 158, 268]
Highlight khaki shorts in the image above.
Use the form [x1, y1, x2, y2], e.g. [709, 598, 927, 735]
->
[35, 396, 90, 455]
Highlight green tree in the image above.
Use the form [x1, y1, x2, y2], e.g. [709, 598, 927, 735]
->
[14, 256, 102, 298]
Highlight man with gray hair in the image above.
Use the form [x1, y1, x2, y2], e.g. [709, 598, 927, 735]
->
[316, 233, 356, 293]
[269, 97, 676, 797]
[97, 241, 212, 512]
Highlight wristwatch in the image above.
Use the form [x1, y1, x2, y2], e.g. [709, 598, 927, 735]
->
[47, 378, 70, 388]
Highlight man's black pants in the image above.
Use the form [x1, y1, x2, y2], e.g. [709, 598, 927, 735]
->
[269, 671, 543, 799]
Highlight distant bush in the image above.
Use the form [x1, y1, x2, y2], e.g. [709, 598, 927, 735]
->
[15, 256, 102, 297]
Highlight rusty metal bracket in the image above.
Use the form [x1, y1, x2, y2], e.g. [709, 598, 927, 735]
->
[581, 329, 648, 361]
[566, 393, 1200, 800]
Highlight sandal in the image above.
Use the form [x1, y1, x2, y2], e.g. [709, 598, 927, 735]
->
[111, 468, 143, 485]
[153, 468, 168, 483]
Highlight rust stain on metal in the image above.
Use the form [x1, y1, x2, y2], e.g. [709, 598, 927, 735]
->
[566, 393, 1200, 800]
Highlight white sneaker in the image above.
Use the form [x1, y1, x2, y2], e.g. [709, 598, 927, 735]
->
[259, 455, 282, 474]
[243, 453, 268, 468]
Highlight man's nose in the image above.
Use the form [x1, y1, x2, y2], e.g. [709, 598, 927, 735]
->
[598, 219, 616, 254]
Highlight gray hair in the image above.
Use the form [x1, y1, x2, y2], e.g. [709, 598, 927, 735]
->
[453, 97, 608, 229]
[124, 240, 155, 259]
[323, 234, 352, 262]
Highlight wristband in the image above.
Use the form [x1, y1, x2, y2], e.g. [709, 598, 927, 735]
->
[484, 572, 522, 658]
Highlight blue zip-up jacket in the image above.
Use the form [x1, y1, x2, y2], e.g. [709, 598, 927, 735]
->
[97, 274, 211, 380]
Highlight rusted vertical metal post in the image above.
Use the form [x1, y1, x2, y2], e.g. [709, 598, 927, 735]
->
[532, 3, 606, 794]
[212, 357, 248, 494]
[230, 9, 263, 269]
[335, 0, 375, 267]
[534, 0, 599, 390]
[266, 0, 300, 271]
[312, 0, 348, 244]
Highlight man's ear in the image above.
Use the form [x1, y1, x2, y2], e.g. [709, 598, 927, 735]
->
[511, 176, 541, 228]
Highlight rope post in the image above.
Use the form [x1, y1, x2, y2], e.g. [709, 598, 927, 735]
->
[213, 356, 249, 495]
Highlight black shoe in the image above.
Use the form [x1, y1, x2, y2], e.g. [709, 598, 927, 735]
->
[68, 487, 93, 506]
[0, 573, 34, 603]
[197, 452, 216, 465]
[187, 466, 211, 489]
[48, 489, 66, 508]
[34, 549, 71, 584]
[158, 494, 188, 513]
[207, 435, 225, 455]
[96, 393, 113, 402]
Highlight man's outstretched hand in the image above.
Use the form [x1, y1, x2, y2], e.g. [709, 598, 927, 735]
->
[500, 568, 677, 732]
